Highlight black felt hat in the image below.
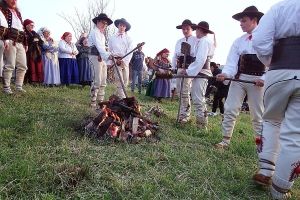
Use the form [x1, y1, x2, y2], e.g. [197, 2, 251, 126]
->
[92, 13, 113, 25]
[191, 21, 214, 34]
[176, 19, 197, 30]
[114, 18, 131, 31]
[232, 6, 264, 21]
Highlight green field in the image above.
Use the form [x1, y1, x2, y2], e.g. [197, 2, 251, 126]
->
[0, 83, 299, 199]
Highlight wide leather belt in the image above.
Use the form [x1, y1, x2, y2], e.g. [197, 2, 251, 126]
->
[9, 28, 24, 43]
[177, 55, 195, 68]
[269, 36, 300, 70]
[89, 46, 100, 56]
[0, 26, 7, 40]
[238, 54, 266, 76]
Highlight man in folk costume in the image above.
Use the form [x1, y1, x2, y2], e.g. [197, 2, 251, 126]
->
[108, 18, 134, 99]
[171, 19, 198, 124]
[252, 1, 300, 199]
[215, 6, 265, 148]
[0, 8, 8, 77]
[180, 21, 215, 131]
[88, 13, 113, 107]
[0, 0, 28, 94]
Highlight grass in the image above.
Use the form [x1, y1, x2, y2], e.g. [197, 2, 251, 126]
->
[0, 83, 299, 200]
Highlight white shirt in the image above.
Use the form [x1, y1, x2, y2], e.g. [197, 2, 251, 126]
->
[9, 9, 23, 31]
[88, 27, 111, 62]
[108, 32, 134, 66]
[186, 36, 215, 77]
[58, 40, 78, 59]
[222, 33, 266, 81]
[171, 35, 198, 69]
[252, 0, 300, 66]
[0, 11, 8, 28]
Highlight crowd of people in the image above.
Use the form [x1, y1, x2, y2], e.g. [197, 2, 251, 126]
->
[0, 0, 299, 199]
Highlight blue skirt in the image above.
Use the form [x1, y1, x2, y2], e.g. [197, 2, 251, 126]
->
[77, 57, 92, 83]
[153, 78, 171, 98]
[59, 58, 79, 84]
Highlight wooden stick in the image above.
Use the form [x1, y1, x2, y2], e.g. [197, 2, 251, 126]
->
[111, 42, 145, 68]
[156, 74, 256, 84]
[112, 57, 128, 98]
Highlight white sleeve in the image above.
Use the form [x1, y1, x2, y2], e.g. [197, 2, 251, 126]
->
[252, 8, 275, 66]
[94, 31, 111, 61]
[58, 41, 72, 54]
[123, 36, 134, 66]
[186, 39, 209, 76]
[221, 39, 240, 78]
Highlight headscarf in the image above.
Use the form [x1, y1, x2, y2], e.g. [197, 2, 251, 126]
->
[156, 48, 170, 56]
[37, 27, 50, 41]
[24, 19, 34, 27]
[61, 32, 71, 40]
[79, 37, 87, 46]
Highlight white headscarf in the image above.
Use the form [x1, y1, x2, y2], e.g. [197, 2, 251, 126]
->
[37, 27, 50, 41]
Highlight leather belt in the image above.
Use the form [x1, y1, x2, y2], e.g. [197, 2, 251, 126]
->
[238, 54, 266, 76]
[177, 55, 195, 69]
[89, 46, 100, 56]
[0, 26, 7, 40]
[269, 36, 300, 70]
[9, 28, 24, 43]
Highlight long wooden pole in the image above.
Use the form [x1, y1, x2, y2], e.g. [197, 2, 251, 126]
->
[156, 74, 256, 84]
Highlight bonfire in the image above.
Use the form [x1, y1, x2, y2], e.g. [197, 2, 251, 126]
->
[85, 95, 159, 143]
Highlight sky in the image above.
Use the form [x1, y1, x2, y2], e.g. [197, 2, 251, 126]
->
[18, 0, 283, 65]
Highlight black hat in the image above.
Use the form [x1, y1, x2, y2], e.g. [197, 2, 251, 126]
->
[176, 19, 196, 30]
[114, 18, 131, 31]
[191, 21, 214, 34]
[92, 13, 113, 25]
[232, 6, 264, 21]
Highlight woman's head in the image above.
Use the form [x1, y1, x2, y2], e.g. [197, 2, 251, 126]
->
[80, 37, 88, 46]
[24, 19, 34, 31]
[61, 32, 72, 43]
[159, 48, 170, 59]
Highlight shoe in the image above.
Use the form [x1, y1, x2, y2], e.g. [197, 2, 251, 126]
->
[215, 140, 230, 148]
[208, 112, 218, 117]
[3, 87, 13, 94]
[15, 87, 26, 92]
[90, 103, 97, 108]
[179, 118, 188, 124]
[253, 173, 272, 186]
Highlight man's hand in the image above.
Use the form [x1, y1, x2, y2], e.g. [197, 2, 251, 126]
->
[171, 69, 177, 74]
[33, 38, 39, 42]
[116, 59, 123, 66]
[158, 69, 165, 74]
[211, 85, 217, 91]
[180, 69, 187, 75]
[216, 73, 228, 82]
[24, 46, 28, 52]
[255, 79, 264, 87]
[4, 42, 9, 51]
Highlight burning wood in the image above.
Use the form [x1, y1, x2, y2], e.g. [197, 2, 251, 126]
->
[85, 95, 159, 143]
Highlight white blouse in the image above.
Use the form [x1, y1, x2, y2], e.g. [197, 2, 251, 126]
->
[58, 40, 78, 59]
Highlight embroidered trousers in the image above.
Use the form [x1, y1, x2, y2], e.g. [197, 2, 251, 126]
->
[89, 55, 107, 102]
[222, 74, 264, 139]
[2, 41, 27, 88]
[257, 70, 300, 194]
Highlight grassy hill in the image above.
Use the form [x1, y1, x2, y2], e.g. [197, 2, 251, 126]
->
[0, 83, 299, 199]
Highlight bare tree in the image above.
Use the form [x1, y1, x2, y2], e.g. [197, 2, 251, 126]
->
[57, 0, 116, 45]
